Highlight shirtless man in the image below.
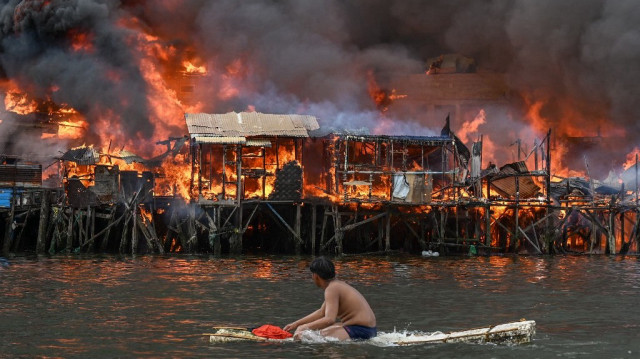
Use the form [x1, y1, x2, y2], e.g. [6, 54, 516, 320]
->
[283, 257, 377, 340]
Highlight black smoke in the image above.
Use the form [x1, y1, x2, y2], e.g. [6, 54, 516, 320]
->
[1, 1, 639, 174]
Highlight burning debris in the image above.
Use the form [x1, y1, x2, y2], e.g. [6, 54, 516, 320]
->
[1, 1, 639, 256]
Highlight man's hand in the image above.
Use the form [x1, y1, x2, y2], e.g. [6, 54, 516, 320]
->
[293, 324, 310, 340]
[283, 322, 297, 332]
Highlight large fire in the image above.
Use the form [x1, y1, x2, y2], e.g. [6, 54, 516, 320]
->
[0, 1, 635, 206]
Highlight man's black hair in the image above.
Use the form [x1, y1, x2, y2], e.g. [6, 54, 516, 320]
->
[309, 256, 335, 280]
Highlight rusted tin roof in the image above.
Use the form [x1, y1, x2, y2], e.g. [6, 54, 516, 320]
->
[245, 139, 272, 147]
[490, 161, 541, 199]
[60, 147, 100, 165]
[185, 112, 319, 140]
[192, 135, 246, 144]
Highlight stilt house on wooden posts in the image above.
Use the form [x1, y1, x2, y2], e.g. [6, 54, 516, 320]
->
[304, 131, 463, 204]
[0, 156, 42, 209]
[186, 112, 320, 203]
[59, 146, 154, 208]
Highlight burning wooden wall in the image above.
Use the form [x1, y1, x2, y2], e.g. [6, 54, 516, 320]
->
[186, 112, 319, 202]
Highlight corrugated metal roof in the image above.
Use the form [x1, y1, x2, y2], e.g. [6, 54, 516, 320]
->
[192, 135, 246, 144]
[490, 161, 541, 199]
[60, 147, 100, 165]
[185, 112, 319, 138]
[245, 139, 272, 147]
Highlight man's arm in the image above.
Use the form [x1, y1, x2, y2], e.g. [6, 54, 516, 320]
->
[283, 303, 325, 332]
[293, 286, 339, 333]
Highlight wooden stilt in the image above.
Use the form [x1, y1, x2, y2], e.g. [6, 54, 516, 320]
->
[90, 206, 96, 243]
[311, 204, 317, 255]
[84, 205, 91, 249]
[377, 218, 383, 251]
[165, 208, 178, 252]
[206, 209, 220, 255]
[335, 206, 343, 255]
[132, 204, 138, 255]
[294, 203, 302, 255]
[320, 208, 328, 254]
[99, 207, 115, 252]
[608, 208, 616, 255]
[119, 211, 131, 254]
[229, 203, 242, 254]
[36, 190, 50, 254]
[385, 210, 391, 251]
[265, 203, 303, 250]
[3, 193, 17, 255]
[145, 212, 164, 254]
[80, 208, 125, 251]
[135, 211, 156, 253]
[77, 209, 84, 247]
[49, 207, 62, 254]
[66, 208, 74, 253]
[13, 208, 33, 252]
[188, 204, 197, 253]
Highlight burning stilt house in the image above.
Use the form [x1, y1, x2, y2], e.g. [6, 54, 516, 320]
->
[186, 112, 320, 202]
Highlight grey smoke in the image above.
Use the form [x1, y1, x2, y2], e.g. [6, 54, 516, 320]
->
[0, 0, 638, 173]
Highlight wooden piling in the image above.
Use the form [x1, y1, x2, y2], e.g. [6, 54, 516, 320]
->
[385, 209, 391, 251]
[311, 204, 317, 255]
[132, 204, 138, 255]
[36, 190, 50, 254]
[66, 208, 74, 253]
[295, 204, 302, 254]
[2, 191, 16, 255]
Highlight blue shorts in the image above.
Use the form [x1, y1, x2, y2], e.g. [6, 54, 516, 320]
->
[344, 325, 377, 340]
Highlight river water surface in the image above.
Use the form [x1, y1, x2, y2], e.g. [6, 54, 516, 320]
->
[1, 254, 639, 358]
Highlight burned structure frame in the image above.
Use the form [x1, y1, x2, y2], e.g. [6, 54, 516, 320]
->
[2, 112, 640, 257]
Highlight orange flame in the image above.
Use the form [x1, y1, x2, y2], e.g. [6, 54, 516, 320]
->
[182, 60, 207, 74]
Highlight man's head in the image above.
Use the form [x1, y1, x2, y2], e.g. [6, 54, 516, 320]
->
[309, 256, 335, 281]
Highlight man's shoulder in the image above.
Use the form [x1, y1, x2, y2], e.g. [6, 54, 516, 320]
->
[327, 280, 354, 292]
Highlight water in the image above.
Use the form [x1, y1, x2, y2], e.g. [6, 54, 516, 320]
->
[1, 254, 639, 358]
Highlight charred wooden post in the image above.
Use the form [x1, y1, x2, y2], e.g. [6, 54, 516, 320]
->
[295, 203, 302, 254]
[545, 129, 552, 253]
[485, 204, 491, 247]
[12, 207, 31, 252]
[311, 204, 317, 255]
[84, 206, 91, 248]
[229, 203, 243, 254]
[48, 207, 61, 254]
[36, 189, 50, 254]
[377, 218, 384, 251]
[320, 207, 329, 253]
[119, 209, 131, 254]
[607, 197, 616, 255]
[206, 208, 220, 255]
[132, 204, 138, 255]
[2, 191, 16, 256]
[66, 208, 74, 253]
[187, 204, 197, 252]
[99, 206, 116, 252]
[514, 176, 520, 252]
[439, 208, 446, 252]
[385, 209, 391, 251]
[635, 153, 640, 205]
[335, 205, 343, 255]
[165, 208, 178, 252]
[215, 206, 222, 255]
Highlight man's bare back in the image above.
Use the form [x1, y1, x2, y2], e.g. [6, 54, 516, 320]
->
[283, 257, 377, 341]
[326, 280, 376, 327]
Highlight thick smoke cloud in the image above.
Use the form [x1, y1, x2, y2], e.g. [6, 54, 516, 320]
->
[0, 1, 638, 172]
[0, 0, 151, 143]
